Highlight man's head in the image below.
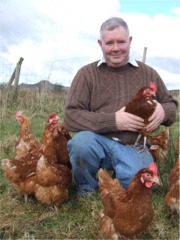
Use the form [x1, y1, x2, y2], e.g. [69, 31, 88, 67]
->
[98, 17, 132, 68]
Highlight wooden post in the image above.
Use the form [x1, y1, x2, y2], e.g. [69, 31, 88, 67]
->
[6, 69, 16, 88]
[5, 57, 24, 97]
[13, 57, 24, 96]
[142, 47, 147, 63]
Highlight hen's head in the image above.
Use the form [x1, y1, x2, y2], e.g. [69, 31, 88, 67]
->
[140, 163, 160, 188]
[15, 111, 26, 124]
[48, 113, 59, 135]
[48, 113, 59, 123]
[143, 82, 157, 97]
[15, 110, 23, 118]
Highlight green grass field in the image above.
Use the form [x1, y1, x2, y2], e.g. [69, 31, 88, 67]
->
[0, 88, 179, 239]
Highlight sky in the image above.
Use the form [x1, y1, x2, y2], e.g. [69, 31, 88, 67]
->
[0, 0, 180, 90]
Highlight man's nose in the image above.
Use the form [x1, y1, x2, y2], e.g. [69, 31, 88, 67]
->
[112, 43, 119, 51]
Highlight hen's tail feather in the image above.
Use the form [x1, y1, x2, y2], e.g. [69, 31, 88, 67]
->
[98, 168, 113, 184]
[98, 169, 124, 192]
[98, 209, 119, 240]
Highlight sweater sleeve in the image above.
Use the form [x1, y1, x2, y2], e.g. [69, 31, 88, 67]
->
[64, 68, 117, 133]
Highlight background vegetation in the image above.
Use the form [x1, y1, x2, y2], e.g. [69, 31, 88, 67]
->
[0, 86, 179, 239]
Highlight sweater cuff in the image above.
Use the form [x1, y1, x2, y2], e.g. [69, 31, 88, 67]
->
[99, 113, 117, 132]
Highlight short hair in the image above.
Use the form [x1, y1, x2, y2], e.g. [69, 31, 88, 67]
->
[100, 17, 130, 37]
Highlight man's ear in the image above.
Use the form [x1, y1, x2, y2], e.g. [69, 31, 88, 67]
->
[98, 39, 102, 47]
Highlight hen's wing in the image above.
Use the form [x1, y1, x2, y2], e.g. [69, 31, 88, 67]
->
[2, 156, 38, 202]
[2, 157, 38, 183]
[36, 157, 72, 187]
[56, 164, 72, 188]
[35, 157, 71, 210]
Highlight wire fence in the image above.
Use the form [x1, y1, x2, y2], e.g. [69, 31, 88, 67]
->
[0, 57, 94, 87]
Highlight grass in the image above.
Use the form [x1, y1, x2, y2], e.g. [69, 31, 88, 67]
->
[0, 88, 179, 239]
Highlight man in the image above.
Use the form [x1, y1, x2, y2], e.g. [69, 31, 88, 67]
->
[64, 17, 178, 196]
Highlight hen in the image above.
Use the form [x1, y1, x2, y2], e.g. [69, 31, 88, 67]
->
[165, 137, 180, 215]
[149, 127, 169, 162]
[50, 118, 71, 168]
[1, 113, 59, 202]
[15, 111, 39, 159]
[98, 163, 160, 239]
[35, 156, 72, 210]
[125, 82, 157, 152]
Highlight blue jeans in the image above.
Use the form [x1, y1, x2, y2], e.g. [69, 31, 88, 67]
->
[67, 131, 154, 195]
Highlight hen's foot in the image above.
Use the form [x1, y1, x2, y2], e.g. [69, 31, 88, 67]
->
[137, 146, 150, 154]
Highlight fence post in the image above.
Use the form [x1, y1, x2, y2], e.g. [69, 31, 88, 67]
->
[142, 47, 147, 63]
[5, 57, 24, 98]
[6, 69, 16, 89]
[13, 57, 24, 97]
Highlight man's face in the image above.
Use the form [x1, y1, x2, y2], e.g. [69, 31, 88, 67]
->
[98, 26, 132, 68]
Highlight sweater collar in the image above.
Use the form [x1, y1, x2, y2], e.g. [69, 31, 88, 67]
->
[97, 56, 139, 67]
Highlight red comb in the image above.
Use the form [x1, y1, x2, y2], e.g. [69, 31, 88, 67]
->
[48, 113, 59, 123]
[49, 113, 56, 118]
[16, 111, 23, 117]
[149, 163, 158, 176]
[150, 82, 157, 93]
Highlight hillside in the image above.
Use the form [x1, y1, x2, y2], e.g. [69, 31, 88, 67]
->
[18, 80, 69, 93]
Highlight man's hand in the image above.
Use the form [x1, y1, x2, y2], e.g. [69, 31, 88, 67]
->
[145, 100, 165, 132]
[115, 107, 145, 131]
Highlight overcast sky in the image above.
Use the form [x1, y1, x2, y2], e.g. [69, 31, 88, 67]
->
[0, 0, 180, 89]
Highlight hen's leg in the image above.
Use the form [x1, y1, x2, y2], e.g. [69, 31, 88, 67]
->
[134, 134, 142, 147]
[138, 136, 150, 154]
[131, 133, 150, 154]
[24, 194, 28, 203]
[129, 134, 142, 148]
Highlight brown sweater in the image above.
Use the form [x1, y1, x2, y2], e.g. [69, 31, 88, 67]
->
[64, 60, 178, 145]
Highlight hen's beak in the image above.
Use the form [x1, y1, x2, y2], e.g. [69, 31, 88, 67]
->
[152, 176, 160, 185]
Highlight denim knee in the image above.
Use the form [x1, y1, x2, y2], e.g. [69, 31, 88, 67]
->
[67, 131, 98, 159]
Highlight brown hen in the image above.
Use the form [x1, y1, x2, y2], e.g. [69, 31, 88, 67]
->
[2, 113, 59, 202]
[165, 137, 180, 215]
[125, 82, 157, 152]
[149, 127, 169, 162]
[98, 163, 160, 239]
[15, 111, 39, 159]
[48, 116, 71, 168]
